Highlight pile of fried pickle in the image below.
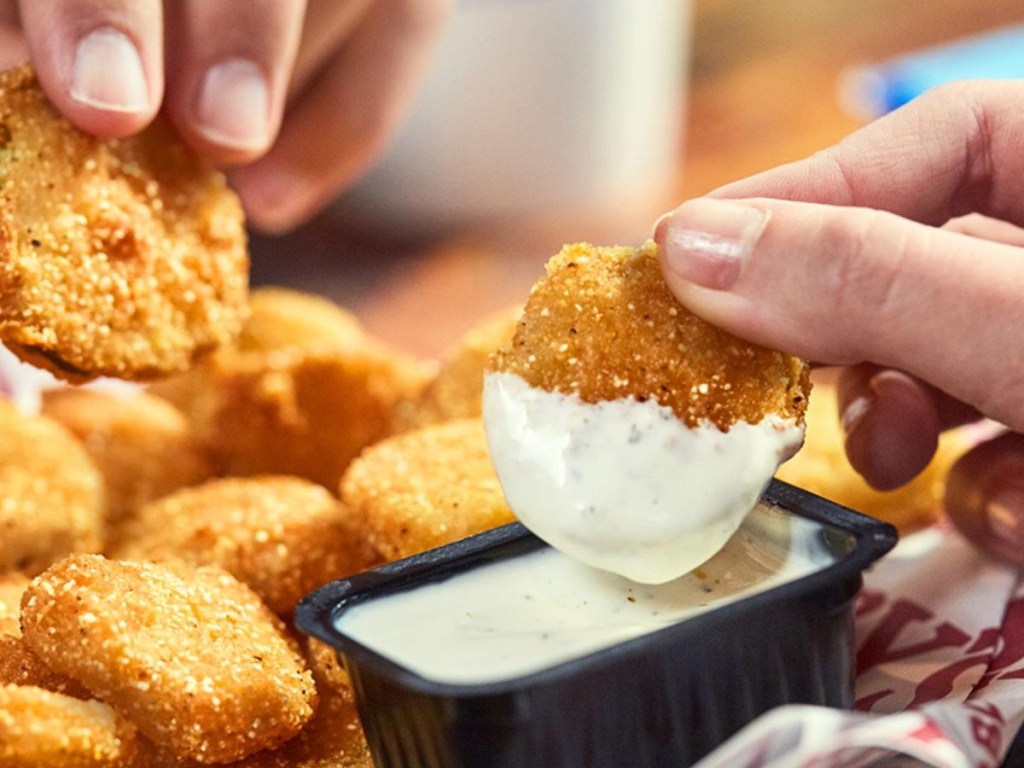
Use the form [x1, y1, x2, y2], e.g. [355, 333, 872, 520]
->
[0, 64, 521, 767]
[0, 63, 959, 766]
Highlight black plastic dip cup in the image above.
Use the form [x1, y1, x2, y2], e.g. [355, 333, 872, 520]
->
[296, 479, 897, 768]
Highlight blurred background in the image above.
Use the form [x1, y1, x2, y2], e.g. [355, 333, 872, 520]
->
[250, 0, 1024, 358]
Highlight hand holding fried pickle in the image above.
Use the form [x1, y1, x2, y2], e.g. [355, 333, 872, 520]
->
[0, 65, 248, 382]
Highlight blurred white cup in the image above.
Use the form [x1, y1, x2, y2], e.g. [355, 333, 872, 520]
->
[340, 0, 691, 228]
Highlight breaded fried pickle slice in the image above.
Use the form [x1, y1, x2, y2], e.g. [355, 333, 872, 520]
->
[0, 64, 248, 382]
[21, 556, 316, 764]
[0, 401, 104, 575]
[41, 389, 214, 541]
[490, 241, 809, 429]
[114, 476, 378, 615]
[341, 418, 515, 560]
[0, 684, 140, 768]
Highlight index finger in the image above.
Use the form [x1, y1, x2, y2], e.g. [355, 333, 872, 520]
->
[710, 80, 1024, 228]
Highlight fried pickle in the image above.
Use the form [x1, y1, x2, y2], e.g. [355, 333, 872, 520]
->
[150, 289, 431, 489]
[393, 304, 520, 431]
[237, 287, 367, 353]
[41, 389, 214, 541]
[0, 401, 104, 574]
[0, 65, 248, 382]
[489, 241, 809, 429]
[341, 418, 514, 560]
[21, 556, 316, 764]
[0, 570, 28, 635]
[113, 476, 378, 615]
[776, 382, 969, 533]
[0, 635, 90, 698]
[0, 684, 140, 767]
[221, 637, 372, 768]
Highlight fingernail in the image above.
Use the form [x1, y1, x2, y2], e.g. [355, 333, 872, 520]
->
[986, 487, 1024, 551]
[657, 198, 769, 290]
[71, 28, 149, 113]
[840, 395, 871, 435]
[194, 59, 270, 151]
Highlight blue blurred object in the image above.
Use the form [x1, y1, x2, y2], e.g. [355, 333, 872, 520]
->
[840, 24, 1024, 119]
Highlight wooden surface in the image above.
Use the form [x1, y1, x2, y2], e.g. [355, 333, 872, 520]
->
[250, 0, 1023, 359]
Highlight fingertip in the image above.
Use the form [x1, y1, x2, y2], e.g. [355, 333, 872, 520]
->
[839, 369, 940, 491]
[231, 165, 316, 235]
[946, 433, 1024, 566]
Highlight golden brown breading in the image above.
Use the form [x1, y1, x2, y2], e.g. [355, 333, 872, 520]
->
[0, 65, 248, 382]
[161, 346, 428, 489]
[776, 382, 969, 534]
[0, 570, 28, 635]
[0, 401, 104, 575]
[149, 288, 432, 489]
[41, 389, 215, 542]
[0, 684, 140, 767]
[0, 635, 90, 698]
[141, 638, 373, 768]
[21, 556, 316, 764]
[237, 287, 366, 353]
[490, 242, 810, 430]
[113, 476, 378, 615]
[220, 638, 372, 768]
[394, 304, 520, 431]
[341, 418, 515, 561]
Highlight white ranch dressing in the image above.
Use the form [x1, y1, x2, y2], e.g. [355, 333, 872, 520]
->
[481, 372, 805, 583]
[337, 504, 835, 685]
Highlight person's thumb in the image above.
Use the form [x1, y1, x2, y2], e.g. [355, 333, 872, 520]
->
[654, 197, 1024, 433]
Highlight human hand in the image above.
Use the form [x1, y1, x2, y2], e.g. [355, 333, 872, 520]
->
[652, 81, 1024, 564]
[0, 0, 449, 232]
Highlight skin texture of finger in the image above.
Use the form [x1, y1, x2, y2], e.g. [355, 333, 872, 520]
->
[287, 0, 376, 101]
[836, 365, 940, 490]
[0, 2, 27, 70]
[708, 81, 1024, 228]
[946, 432, 1024, 565]
[163, 0, 306, 165]
[657, 197, 1024, 435]
[232, 0, 452, 233]
[943, 212, 1024, 247]
[18, 0, 162, 136]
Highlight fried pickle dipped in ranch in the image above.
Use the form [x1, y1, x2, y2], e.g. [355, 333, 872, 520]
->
[483, 242, 810, 584]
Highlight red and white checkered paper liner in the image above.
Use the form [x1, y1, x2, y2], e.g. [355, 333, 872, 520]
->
[697, 523, 1024, 768]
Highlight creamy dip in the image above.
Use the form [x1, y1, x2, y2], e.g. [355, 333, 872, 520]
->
[481, 372, 805, 583]
[337, 503, 835, 685]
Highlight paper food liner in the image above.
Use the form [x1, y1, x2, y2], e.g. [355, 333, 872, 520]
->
[697, 523, 1024, 768]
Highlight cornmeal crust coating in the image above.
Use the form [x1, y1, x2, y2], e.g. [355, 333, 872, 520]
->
[224, 638, 372, 768]
[0, 634, 91, 698]
[776, 382, 969, 533]
[0, 684, 140, 767]
[41, 389, 214, 541]
[150, 288, 432, 489]
[490, 242, 810, 430]
[341, 418, 514, 561]
[395, 304, 520, 431]
[113, 476, 378, 615]
[0, 401, 104, 575]
[21, 556, 316, 764]
[0, 65, 248, 382]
